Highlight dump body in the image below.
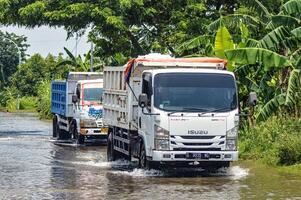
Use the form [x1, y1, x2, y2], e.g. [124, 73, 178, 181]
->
[104, 54, 238, 169]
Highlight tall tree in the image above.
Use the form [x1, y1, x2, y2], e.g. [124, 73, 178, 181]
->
[0, 0, 242, 63]
[0, 31, 28, 88]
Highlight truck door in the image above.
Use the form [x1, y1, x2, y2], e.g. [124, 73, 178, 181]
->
[138, 73, 154, 154]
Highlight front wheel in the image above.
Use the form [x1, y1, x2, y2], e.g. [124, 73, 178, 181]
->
[70, 121, 84, 144]
[139, 142, 157, 169]
[52, 116, 58, 138]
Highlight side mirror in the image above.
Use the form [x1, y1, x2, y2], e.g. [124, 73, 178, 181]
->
[248, 92, 258, 107]
[72, 94, 78, 103]
[138, 93, 148, 108]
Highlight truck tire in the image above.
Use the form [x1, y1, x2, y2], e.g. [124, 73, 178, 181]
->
[78, 135, 85, 145]
[107, 133, 115, 161]
[107, 131, 123, 161]
[52, 116, 58, 138]
[139, 142, 155, 169]
[70, 121, 84, 145]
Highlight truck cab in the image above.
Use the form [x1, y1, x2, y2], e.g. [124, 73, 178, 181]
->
[72, 79, 106, 141]
[138, 68, 238, 168]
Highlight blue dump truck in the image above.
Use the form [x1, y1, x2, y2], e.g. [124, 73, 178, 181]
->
[51, 72, 108, 144]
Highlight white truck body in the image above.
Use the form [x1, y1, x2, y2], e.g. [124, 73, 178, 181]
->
[51, 72, 107, 144]
[103, 54, 239, 169]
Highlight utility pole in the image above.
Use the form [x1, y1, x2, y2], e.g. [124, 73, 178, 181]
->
[75, 33, 78, 57]
[90, 42, 94, 72]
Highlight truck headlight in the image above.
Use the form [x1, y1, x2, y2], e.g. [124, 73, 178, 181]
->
[226, 139, 237, 151]
[80, 119, 97, 128]
[154, 125, 169, 150]
[226, 126, 238, 150]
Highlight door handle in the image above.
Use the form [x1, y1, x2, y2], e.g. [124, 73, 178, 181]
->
[139, 117, 141, 128]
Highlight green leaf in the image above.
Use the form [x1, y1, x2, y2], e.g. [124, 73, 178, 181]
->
[285, 69, 301, 106]
[259, 26, 291, 51]
[256, 93, 286, 122]
[282, 0, 301, 16]
[246, 38, 260, 47]
[240, 22, 249, 39]
[214, 26, 234, 58]
[270, 15, 299, 28]
[207, 14, 260, 32]
[291, 27, 301, 38]
[290, 48, 301, 63]
[63, 47, 77, 63]
[225, 48, 291, 70]
[177, 35, 213, 53]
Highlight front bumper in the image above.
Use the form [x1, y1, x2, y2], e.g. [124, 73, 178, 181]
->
[80, 127, 108, 136]
[151, 150, 238, 162]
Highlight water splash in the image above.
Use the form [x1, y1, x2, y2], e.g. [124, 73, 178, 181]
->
[227, 166, 249, 180]
[110, 168, 164, 177]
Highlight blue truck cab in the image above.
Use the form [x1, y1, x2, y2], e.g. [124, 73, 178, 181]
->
[51, 72, 107, 144]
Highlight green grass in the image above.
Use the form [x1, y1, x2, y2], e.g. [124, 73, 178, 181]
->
[6, 96, 37, 112]
[239, 116, 301, 166]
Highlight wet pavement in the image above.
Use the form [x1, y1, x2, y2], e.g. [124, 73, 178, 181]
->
[0, 112, 301, 200]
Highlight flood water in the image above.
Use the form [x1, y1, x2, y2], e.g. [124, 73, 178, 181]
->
[0, 112, 301, 200]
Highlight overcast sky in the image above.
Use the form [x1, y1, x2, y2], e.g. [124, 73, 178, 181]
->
[1, 25, 91, 57]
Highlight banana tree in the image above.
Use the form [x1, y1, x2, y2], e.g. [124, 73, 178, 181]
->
[56, 47, 104, 72]
[224, 0, 301, 121]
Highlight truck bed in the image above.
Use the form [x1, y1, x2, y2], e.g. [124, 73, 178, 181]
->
[103, 67, 139, 130]
[51, 81, 67, 116]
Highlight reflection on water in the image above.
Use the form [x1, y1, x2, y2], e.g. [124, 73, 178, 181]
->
[0, 112, 301, 199]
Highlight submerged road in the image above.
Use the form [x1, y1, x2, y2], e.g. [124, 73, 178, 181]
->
[0, 112, 301, 199]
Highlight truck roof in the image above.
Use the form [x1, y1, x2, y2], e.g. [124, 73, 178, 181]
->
[124, 54, 228, 83]
[148, 68, 234, 76]
[77, 79, 103, 84]
[67, 72, 103, 81]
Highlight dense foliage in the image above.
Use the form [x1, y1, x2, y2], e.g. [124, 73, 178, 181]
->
[0, 30, 28, 89]
[240, 117, 301, 166]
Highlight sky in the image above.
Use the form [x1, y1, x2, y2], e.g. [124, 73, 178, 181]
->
[0, 25, 91, 57]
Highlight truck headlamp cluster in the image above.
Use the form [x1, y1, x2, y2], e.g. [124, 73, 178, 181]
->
[226, 125, 238, 151]
[226, 126, 238, 138]
[154, 125, 170, 150]
[80, 119, 97, 128]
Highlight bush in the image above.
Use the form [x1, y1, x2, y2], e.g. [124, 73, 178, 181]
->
[36, 80, 52, 119]
[239, 117, 301, 166]
[6, 96, 37, 112]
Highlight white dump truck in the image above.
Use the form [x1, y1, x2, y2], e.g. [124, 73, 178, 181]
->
[103, 54, 256, 169]
[51, 72, 108, 144]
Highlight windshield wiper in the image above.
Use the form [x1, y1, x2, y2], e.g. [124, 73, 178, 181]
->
[168, 107, 231, 116]
[198, 107, 231, 116]
[168, 107, 208, 115]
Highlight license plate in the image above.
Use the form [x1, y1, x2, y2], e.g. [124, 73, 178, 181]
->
[186, 153, 210, 160]
[101, 127, 108, 134]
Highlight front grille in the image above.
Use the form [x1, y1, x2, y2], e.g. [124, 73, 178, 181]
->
[170, 135, 225, 151]
[180, 136, 216, 139]
[182, 142, 213, 146]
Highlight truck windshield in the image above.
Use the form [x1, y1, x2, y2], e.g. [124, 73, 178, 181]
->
[154, 73, 237, 112]
[83, 88, 103, 102]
